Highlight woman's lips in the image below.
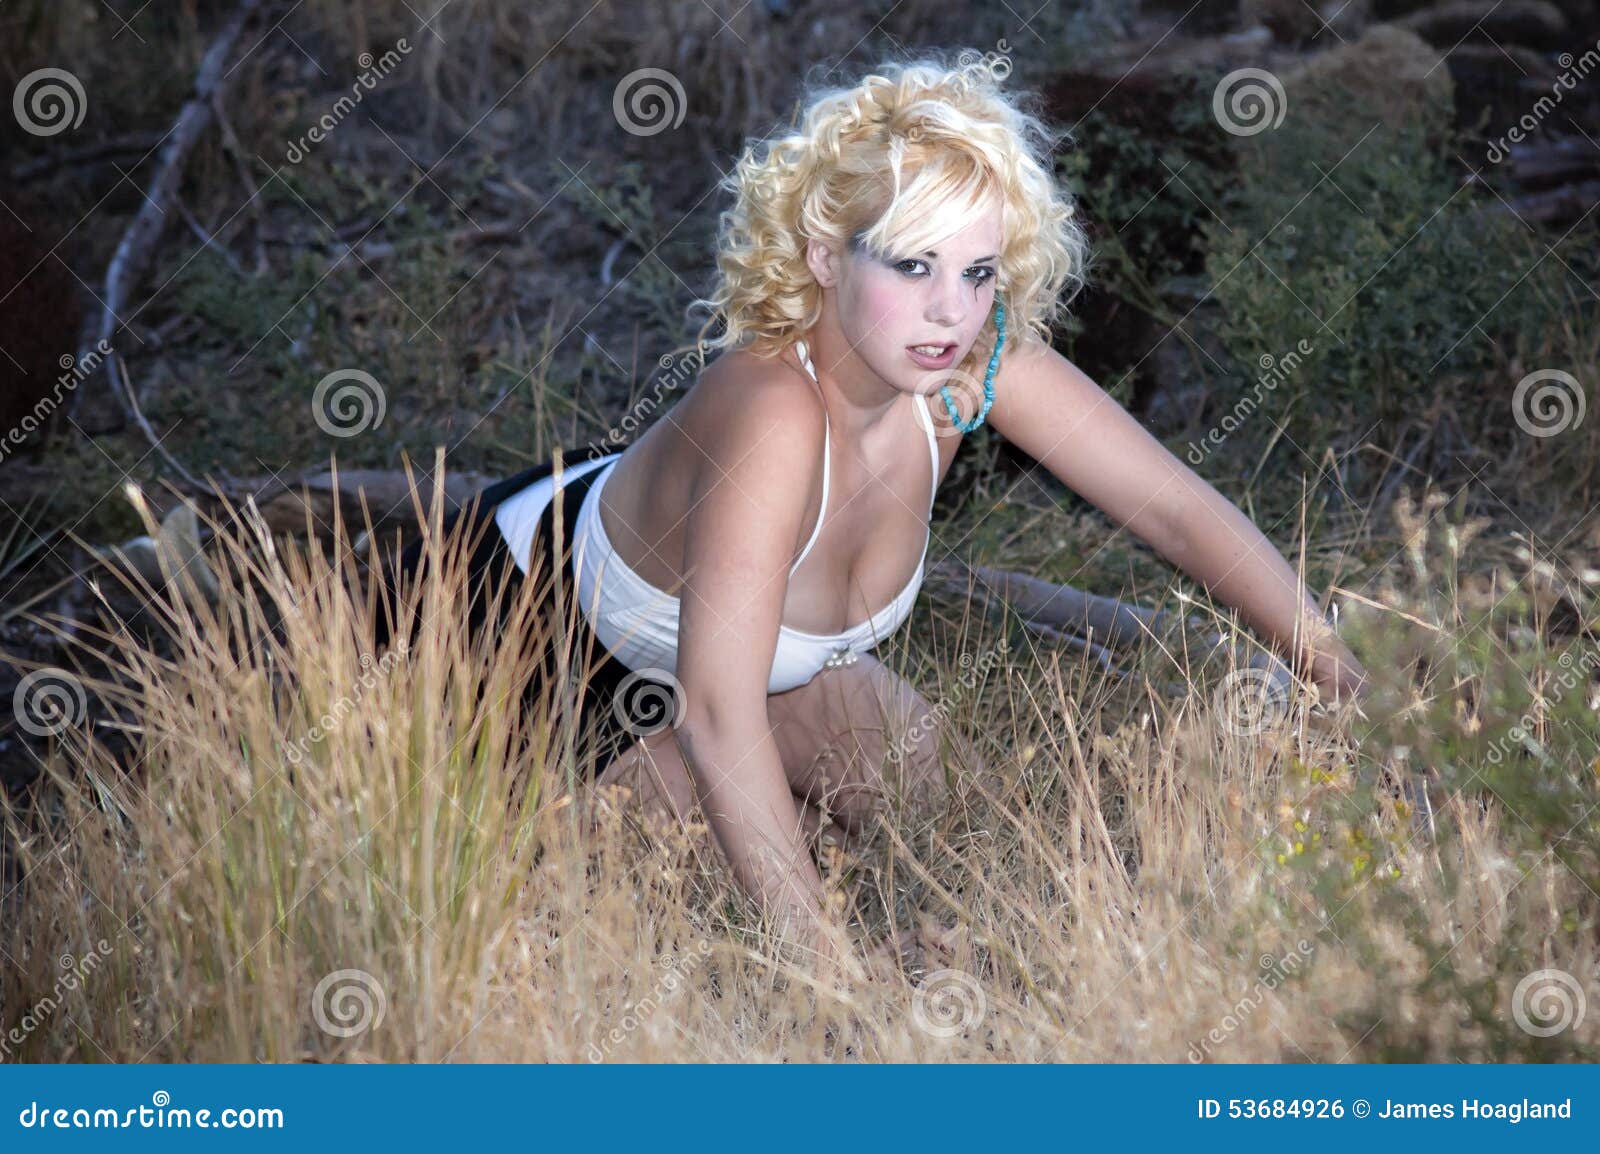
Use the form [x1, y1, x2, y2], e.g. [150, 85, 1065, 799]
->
[906, 342, 957, 369]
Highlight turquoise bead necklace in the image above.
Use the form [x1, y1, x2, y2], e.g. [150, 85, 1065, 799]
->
[938, 298, 1005, 433]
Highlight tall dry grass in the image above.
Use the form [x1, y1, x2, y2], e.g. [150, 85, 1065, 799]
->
[3, 474, 1598, 1062]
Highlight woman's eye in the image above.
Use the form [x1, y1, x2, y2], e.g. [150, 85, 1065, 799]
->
[967, 267, 996, 284]
[894, 259, 927, 276]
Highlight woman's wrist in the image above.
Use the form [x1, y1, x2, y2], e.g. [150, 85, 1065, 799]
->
[1306, 642, 1368, 709]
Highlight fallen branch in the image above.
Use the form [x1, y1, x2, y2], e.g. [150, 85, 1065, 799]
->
[925, 557, 1293, 679]
[68, 0, 278, 443]
[319, 218, 529, 263]
[8, 132, 168, 182]
[143, 462, 500, 542]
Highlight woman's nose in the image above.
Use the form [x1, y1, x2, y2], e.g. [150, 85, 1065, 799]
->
[925, 275, 966, 327]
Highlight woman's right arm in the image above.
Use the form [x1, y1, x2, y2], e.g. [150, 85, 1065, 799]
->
[669, 376, 839, 963]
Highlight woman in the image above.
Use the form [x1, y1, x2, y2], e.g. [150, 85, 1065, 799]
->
[384, 52, 1368, 969]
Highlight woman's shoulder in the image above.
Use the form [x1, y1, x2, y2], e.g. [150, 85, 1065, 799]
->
[672, 347, 825, 480]
[701, 341, 815, 393]
[692, 344, 828, 442]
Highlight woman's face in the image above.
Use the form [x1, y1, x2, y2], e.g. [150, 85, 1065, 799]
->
[823, 200, 1003, 395]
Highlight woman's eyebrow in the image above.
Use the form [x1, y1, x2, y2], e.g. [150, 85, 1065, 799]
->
[921, 250, 999, 262]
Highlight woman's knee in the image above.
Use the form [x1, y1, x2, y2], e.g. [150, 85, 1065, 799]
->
[883, 694, 950, 812]
[795, 742, 887, 833]
[594, 728, 699, 825]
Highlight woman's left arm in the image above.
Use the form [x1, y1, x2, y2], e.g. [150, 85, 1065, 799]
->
[986, 334, 1369, 707]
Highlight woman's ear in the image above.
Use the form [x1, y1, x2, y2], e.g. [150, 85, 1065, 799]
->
[804, 237, 841, 289]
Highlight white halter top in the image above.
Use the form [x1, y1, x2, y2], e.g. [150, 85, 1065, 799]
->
[495, 339, 940, 693]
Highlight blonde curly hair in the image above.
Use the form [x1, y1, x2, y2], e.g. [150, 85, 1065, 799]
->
[684, 48, 1092, 381]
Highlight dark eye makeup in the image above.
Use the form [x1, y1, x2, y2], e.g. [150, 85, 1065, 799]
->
[891, 257, 997, 285]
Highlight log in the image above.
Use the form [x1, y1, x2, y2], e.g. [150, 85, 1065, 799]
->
[925, 557, 1294, 679]
[117, 463, 502, 543]
[1395, 0, 1570, 51]
[1506, 137, 1600, 188]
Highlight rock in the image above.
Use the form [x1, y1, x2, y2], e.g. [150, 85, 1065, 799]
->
[1394, 0, 1570, 52]
[1274, 23, 1456, 142]
[1243, 0, 1373, 45]
[92, 499, 218, 611]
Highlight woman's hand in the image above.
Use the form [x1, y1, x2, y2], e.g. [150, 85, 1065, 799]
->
[1308, 643, 1370, 713]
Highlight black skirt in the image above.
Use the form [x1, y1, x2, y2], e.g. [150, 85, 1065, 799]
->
[372, 451, 677, 775]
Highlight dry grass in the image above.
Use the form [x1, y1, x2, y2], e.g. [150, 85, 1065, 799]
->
[3, 0, 1597, 1064]
[3, 469, 1597, 1063]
